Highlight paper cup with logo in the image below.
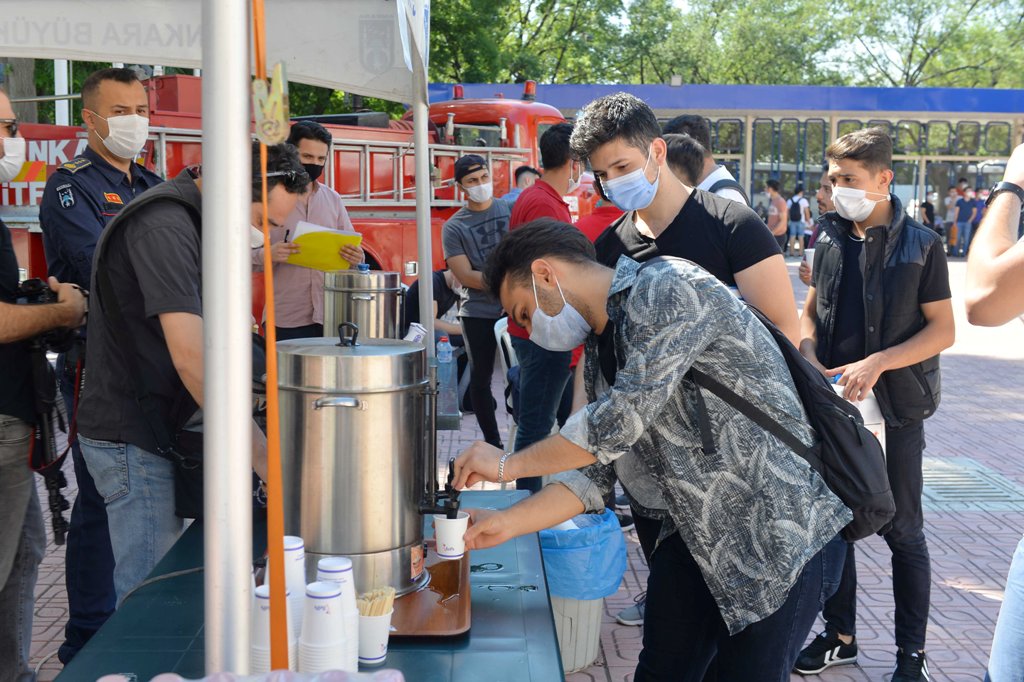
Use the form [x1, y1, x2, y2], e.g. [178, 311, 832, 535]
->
[433, 511, 470, 560]
[358, 610, 394, 666]
[300, 581, 345, 646]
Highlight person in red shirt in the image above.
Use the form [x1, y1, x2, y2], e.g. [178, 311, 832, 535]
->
[575, 197, 624, 243]
[507, 123, 585, 492]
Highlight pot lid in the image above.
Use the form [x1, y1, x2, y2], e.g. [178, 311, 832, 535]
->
[277, 323, 425, 392]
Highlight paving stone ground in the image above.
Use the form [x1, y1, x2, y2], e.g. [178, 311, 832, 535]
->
[28, 257, 1024, 681]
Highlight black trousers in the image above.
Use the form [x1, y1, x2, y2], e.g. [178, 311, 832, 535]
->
[823, 420, 930, 651]
[635, 532, 836, 682]
[276, 323, 324, 341]
[459, 316, 503, 448]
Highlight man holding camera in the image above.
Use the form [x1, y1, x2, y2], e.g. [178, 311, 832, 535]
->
[77, 142, 308, 604]
[1, 86, 89, 682]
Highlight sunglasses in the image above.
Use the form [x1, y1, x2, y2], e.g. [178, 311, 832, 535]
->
[263, 169, 309, 181]
[0, 118, 19, 137]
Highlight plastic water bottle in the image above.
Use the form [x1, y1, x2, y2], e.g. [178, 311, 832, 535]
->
[357, 262, 370, 274]
[436, 336, 458, 416]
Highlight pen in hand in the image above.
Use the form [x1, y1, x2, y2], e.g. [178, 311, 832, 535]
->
[283, 229, 290, 242]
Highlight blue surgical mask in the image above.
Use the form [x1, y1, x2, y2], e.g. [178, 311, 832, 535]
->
[602, 146, 661, 211]
[530, 272, 591, 352]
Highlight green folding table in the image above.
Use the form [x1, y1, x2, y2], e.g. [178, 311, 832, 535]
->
[57, 490, 565, 682]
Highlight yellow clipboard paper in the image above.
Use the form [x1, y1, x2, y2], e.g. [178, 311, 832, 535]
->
[284, 221, 363, 271]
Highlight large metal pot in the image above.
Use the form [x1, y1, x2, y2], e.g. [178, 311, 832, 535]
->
[323, 270, 403, 339]
[278, 323, 428, 595]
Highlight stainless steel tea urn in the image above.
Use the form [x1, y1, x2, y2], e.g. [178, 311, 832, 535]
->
[323, 270, 402, 339]
[278, 323, 429, 595]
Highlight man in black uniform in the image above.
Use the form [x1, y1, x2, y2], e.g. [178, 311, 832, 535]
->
[38, 66, 162, 662]
[0, 86, 89, 682]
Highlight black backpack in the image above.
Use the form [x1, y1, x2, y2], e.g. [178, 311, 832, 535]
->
[604, 259, 895, 542]
[687, 305, 894, 542]
[788, 196, 803, 222]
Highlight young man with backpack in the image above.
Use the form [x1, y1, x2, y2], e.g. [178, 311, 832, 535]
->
[787, 184, 812, 257]
[796, 127, 955, 681]
[453, 219, 851, 681]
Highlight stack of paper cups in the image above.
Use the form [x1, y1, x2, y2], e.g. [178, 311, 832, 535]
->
[298, 581, 351, 673]
[250, 584, 297, 672]
[266, 535, 307, 639]
[317, 556, 359, 670]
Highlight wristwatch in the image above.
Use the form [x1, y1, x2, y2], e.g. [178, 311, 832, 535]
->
[986, 181, 1024, 209]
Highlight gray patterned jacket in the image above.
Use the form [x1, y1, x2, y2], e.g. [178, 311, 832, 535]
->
[555, 256, 852, 634]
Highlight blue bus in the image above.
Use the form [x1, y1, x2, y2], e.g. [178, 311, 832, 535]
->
[430, 82, 1024, 223]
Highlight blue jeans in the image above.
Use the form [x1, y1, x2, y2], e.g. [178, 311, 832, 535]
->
[788, 220, 804, 240]
[987, 535, 1024, 681]
[509, 336, 573, 493]
[956, 221, 973, 256]
[635, 532, 835, 681]
[0, 415, 45, 682]
[57, 353, 117, 663]
[79, 436, 185, 605]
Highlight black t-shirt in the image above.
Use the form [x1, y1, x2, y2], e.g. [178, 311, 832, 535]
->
[0, 220, 34, 424]
[831, 235, 866, 367]
[78, 172, 203, 452]
[921, 201, 935, 228]
[594, 189, 782, 285]
[406, 270, 458, 327]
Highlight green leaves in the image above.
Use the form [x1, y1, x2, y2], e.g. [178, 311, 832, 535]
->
[428, 0, 1024, 88]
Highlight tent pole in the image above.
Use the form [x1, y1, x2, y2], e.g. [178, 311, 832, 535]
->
[412, 33, 434, 354]
[202, 0, 253, 673]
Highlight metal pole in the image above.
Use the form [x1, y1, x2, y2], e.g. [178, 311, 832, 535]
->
[411, 30, 435, 355]
[202, 0, 252, 673]
[54, 60, 69, 126]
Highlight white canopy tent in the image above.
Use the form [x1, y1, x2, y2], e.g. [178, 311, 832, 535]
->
[0, 0, 432, 672]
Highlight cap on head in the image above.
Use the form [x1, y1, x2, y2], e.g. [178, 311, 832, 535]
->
[454, 154, 487, 184]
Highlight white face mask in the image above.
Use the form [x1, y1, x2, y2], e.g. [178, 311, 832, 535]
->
[465, 181, 493, 204]
[0, 136, 26, 183]
[566, 163, 582, 195]
[93, 112, 150, 160]
[529, 272, 591, 352]
[831, 185, 890, 223]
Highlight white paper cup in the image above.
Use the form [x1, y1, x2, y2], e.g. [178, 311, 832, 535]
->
[297, 639, 349, 673]
[250, 641, 297, 673]
[433, 511, 470, 560]
[316, 556, 357, 612]
[803, 248, 816, 274]
[252, 584, 297, 648]
[358, 610, 394, 666]
[301, 581, 345, 646]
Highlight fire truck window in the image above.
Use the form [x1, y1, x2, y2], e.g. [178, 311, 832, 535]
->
[454, 125, 502, 148]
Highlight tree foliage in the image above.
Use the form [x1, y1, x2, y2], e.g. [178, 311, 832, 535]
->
[13, 0, 1024, 123]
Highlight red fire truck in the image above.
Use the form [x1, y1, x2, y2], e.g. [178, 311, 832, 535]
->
[2, 76, 597, 295]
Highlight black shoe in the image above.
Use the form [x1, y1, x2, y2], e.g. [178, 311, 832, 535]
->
[615, 511, 634, 532]
[614, 494, 631, 510]
[793, 630, 857, 675]
[892, 648, 930, 681]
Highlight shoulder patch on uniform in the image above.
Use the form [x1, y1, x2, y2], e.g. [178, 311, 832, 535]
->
[58, 185, 75, 209]
[57, 158, 92, 174]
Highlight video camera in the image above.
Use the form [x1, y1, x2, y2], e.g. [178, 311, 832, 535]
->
[15, 278, 78, 353]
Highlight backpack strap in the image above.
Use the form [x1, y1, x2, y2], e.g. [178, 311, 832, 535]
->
[707, 178, 750, 204]
[688, 368, 809, 456]
[93, 182, 202, 463]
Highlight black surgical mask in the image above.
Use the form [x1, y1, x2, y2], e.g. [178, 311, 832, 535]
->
[303, 163, 324, 183]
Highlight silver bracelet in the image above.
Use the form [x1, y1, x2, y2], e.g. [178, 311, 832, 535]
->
[497, 451, 512, 484]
